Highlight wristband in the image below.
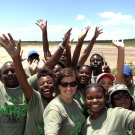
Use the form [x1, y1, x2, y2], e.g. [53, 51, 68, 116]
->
[59, 42, 65, 49]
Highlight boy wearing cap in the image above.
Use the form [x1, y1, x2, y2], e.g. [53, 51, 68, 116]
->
[23, 50, 40, 78]
[123, 65, 135, 99]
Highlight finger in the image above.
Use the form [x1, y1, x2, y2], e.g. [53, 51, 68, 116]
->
[20, 50, 23, 56]
[2, 34, 10, 44]
[65, 28, 72, 35]
[8, 33, 14, 44]
[0, 36, 7, 44]
[37, 20, 40, 23]
[17, 39, 21, 52]
[0, 42, 6, 49]
[35, 23, 39, 26]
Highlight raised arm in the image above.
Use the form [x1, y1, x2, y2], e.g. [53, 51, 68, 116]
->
[44, 28, 72, 69]
[70, 26, 90, 71]
[112, 40, 124, 84]
[79, 26, 103, 65]
[36, 19, 51, 60]
[65, 38, 73, 67]
[0, 33, 33, 100]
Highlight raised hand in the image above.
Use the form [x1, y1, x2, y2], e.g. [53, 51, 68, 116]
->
[20, 50, 26, 62]
[112, 39, 124, 48]
[68, 38, 74, 48]
[93, 26, 103, 39]
[0, 33, 21, 58]
[44, 51, 51, 61]
[29, 59, 39, 75]
[62, 28, 72, 48]
[36, 19, 47, 32]
[78, 26, 90, 40]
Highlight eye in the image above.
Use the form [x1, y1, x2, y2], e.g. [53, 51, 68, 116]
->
[96, 95, 103, 99]
[86, 96, 93, 100]
[47, 81, 53, 84]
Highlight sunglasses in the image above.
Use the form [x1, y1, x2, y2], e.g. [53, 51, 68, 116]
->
[59, 81, 78, 87]
[112, 92, 130, 100]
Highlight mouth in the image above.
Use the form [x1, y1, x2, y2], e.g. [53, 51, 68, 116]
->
[43, 89, 51, 93]
[91, 104, 100, 108]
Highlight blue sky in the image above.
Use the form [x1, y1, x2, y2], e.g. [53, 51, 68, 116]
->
[0, 0, 135, 41]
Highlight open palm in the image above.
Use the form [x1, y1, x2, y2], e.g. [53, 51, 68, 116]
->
[0, 33, 21, 58]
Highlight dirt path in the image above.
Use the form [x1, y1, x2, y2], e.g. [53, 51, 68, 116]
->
[0, 45, 134, 70]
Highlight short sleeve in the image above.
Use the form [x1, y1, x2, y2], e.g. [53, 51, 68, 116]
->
[44, 110, 62, 134]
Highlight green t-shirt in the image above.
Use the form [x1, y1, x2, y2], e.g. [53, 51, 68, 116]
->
[74, 88, 88, 113]
[24, 90, 48, 135]
[0, 82, 27, 135]
[43, 96, 86, 135]
[28, 74, 38, 91]
[82, 107, 135, 135]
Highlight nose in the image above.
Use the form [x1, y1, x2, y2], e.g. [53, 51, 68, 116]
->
[92, 98, 98, 103]
[8, 70, 13, 75]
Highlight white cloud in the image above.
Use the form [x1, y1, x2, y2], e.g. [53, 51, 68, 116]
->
[99, 12, 132, 21]
[48, 25, 68, 33]
[76, 15, 85, 20]
[101, 20, 120, 26]
[17, 26, 36, 31]
[99, 12, 135, 26]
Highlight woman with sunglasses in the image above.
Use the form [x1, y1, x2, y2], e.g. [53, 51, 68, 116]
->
[43, 68, 85, 135]
[82, 83, 135, 135]
[109, 84, 135, 110]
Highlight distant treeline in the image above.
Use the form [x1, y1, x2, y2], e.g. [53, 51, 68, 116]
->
[19, 38, 135, 46]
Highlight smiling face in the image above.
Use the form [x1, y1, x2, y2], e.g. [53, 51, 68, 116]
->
[85, 87, 106, 115]
[78, 66, 91, 85]
[38, 75, 54, 99]
[98, 76, 113, 95]
[112, 90, 131, 109]
[1, 62, 19, 88]
[58, 76, 77, 99]
[90, 55, 103, 70]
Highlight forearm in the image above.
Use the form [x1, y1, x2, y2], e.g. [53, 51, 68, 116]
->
[79, 36, 96, 65]
[43, 30, 49, 53]
[45, 47, 64, 69]
[12, 56, 32, 99]
[71, 39, 83, 70]
[116, 47, 124, 84]
[65, 47, 71, 67]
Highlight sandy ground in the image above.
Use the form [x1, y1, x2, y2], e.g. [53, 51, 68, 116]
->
[0, 44, 135, 70]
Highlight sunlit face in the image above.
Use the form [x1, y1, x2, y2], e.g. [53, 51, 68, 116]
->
[1, 62, 19, 88]
[85, 87, 106, 114]
[90, 55, 103, 69]
[58, 76, 77, 99]
[78, 66, 91, 85]
[38, 75, 54, 99]
[124, 74, 132, 87]
[112, 90, 131, 109]
[53, 64, 62, 79]
[98, 77, 113, 95]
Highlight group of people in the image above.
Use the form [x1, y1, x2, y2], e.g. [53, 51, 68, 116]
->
[0, 19, 135, 135]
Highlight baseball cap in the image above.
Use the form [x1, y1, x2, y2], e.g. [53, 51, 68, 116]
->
[28, 50, 39, 58]
[123, 65, 132, 76]
[96, 73, 115, 83]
